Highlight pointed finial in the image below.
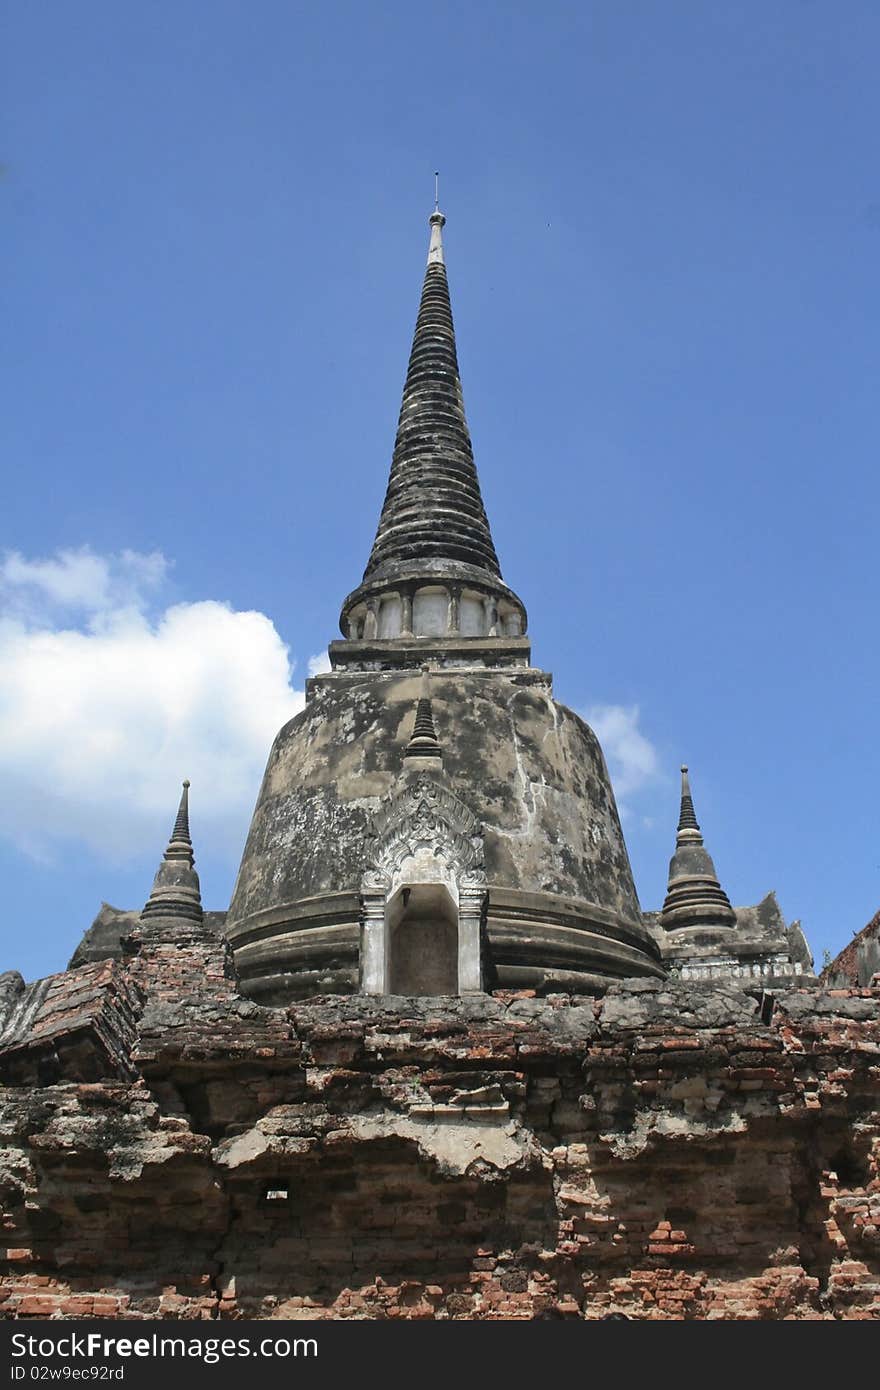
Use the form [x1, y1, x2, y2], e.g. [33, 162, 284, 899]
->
[677, 764, 702, 842]
[428, 175, 445, 265]
[167, 779, 193, 858]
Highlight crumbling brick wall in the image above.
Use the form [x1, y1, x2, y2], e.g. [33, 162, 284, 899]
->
[0, 927, 877, 1319]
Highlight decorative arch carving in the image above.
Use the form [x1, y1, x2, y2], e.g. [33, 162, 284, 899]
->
[360, 773, 486, 996]
[362, 772, 486, 891]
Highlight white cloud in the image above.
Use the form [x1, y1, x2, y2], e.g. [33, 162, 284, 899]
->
[583, 703, 661, 813]
[0, 548, 305, 860]
[0, 555, 666, 863]
[307, 650, 332, 678]
[2, 546, 169, 618]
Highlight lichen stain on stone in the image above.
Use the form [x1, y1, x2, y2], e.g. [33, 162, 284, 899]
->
[346, 1113, 534, 1177]
[228, 670, 644, 932]
[2, 978, 878, 1318]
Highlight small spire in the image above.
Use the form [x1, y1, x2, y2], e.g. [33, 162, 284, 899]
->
[661, 765, 735, 933]
[141, 780, 203, 924]
[404, 694, 442, 761]
[412, 698, 438, 743]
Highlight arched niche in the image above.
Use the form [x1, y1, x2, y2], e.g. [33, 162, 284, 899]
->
[360, 773, 487, 996]
[386, 883, 458, 995]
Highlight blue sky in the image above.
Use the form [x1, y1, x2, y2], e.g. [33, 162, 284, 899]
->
[3, 2, 878, 981]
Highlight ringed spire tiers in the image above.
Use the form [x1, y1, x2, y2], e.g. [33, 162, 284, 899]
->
[337, 200, 527, 663]
[403, 695, 442, 763]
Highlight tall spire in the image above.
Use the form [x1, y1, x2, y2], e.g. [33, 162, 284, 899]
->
[362, 201, 502, 582]
[661, 766, 736, 932]
[337, 196, 527, 654]
[141, 780, 203, 924]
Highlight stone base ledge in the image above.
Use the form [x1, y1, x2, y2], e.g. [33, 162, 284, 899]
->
[325, 635, 534, 674]
[227, 886, 664, 1001]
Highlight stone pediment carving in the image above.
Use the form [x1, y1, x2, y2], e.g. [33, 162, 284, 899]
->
[363, 773, 486, 891]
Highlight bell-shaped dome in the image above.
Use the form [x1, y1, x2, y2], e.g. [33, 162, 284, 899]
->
[225, 668, 662, 1000]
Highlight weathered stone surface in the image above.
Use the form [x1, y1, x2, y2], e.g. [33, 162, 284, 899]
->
[68, 904, 229, 972]
[1, 927, 877, 1320]
[823, 910, 880, 989]
[0, 975, 25, 1029]
[647, 891, 815, 988]
[68, 904, 139, 969]
[598, 978, 759, 1031]
[0, 962, 142, 1085]
[225, 667, 660, 1001]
